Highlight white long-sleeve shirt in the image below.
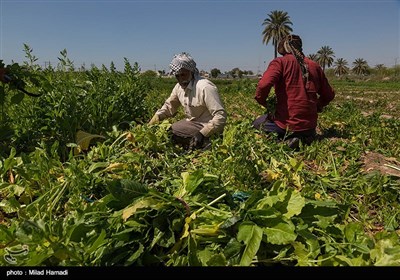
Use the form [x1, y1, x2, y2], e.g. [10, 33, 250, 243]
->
[155, 76, 227, 137]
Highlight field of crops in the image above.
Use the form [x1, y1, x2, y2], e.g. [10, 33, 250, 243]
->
[0, 62, 399, 267]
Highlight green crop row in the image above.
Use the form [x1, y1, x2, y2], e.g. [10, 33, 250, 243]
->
[0, 59, 399, 267]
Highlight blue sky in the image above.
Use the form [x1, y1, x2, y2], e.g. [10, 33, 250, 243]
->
[0, 0, 399, 74]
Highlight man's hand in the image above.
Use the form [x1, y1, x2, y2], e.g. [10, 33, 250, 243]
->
[189, 131, 204, 150]
[148, 114, 160, 125]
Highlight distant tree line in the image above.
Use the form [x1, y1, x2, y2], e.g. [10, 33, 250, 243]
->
[260, 10, 399, 79]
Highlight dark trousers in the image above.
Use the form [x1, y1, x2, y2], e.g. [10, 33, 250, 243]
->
[170, 119, 211, 149]
[252, 114, 316, 146]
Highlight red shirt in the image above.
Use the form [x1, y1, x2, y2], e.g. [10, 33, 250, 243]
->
[255, 54, 335, 131]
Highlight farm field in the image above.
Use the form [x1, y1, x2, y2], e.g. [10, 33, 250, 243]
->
[0, 65, 399, 267]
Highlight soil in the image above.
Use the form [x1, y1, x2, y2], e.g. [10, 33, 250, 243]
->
[361, 151, 400, 177]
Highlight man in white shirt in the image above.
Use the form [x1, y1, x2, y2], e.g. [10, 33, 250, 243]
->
[149, 52, 227, 150]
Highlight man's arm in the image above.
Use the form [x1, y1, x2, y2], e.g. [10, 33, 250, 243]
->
[153, 85, 182, 121]
[199, 85, 227, 137]
[254, 60, 280, 107]
[316, 70, 335, 111]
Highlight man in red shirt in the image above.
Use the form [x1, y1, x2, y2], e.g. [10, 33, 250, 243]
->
[0, 67, 8, 83]
[253, 34, 335, 149]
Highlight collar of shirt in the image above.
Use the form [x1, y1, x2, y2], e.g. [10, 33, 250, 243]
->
[184, 78, 195, 95]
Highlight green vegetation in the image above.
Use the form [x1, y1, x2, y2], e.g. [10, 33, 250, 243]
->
[0, 51, 399, 266]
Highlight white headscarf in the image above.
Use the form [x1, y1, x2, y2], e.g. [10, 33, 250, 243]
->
[169, 52, 199, 76]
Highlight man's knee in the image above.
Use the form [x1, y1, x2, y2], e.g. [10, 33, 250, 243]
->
[171, 133, 192, 147]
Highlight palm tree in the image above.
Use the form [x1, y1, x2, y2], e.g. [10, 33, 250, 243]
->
[316, 46, 335, 71]
[307, 53, 318, 62]
[333, 58, 349, 77]
[262, 10, 293, 58]
[352, 58, 370, 76]
[374, 64, 386, 76]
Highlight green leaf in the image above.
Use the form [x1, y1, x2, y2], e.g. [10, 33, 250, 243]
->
[10, 92, 24, 104]
[292, 241, 309, 265]
[107, 179, 148, 208]
[284, 189, 305, 219]
[178, 170, 205, 197]
[206, 253, 227, 266]
[75, 130, 106, 152]
[0, 224, 14, 243]
[2, 148, 17, 176]
[237, 221, 263, 266]
[297, 228, 320, 259]
[263, 220, 297, 245]
[220, 215, 242, 229]
[314, 214, 337, 229]
[224, 238, 242, 259]
[126, 244, 144, 264]
[197, 248, 214, 266]
[344, 222, 364, 242]
[188, 234, 201, 266]
[68, 223, 94, 243]
[299, 201, 347, 226]
[87, 161, 109, 173]
[370, 239, 400, 266]
[15, 220, 45, 243]
[334, 255, 356, 266]
[0, 196, 20, 213]
[87, 229, 107, 254]
[121, 197, 160, 221]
